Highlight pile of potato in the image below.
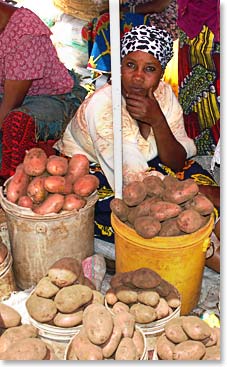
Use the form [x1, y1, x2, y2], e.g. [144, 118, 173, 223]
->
[111, 175, 214, 238]
[105, 268, 181, 325]
[66, 303, 145, 360]
[155, 315, 220, 360]
[5, 148, 99, 215]
[26, 257, 105, 328]
[0, 304, 57, 360]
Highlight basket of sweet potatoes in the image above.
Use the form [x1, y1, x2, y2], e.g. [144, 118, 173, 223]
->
[110, 175, 215, 239]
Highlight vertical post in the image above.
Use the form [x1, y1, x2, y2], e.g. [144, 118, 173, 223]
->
[109, 0, 123, 198]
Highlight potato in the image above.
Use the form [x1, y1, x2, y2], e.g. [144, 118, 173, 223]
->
[137, 290, 160, 307]
[34, 276, 59, 298]
[0, 337, 48, 360]
[131, 267, 162, 289]
[67, 154, 90, 184]
[202, 327, 219, 347]
[44, 175, 73, 195]
[132, 329, 144, 360]
[91, 290, 104, 304]
[165, 288, 181, 308]
[165, 318, 188, 344]
[53, 310, 83, 327]
[0, 304, 21, 328]
[159, 217, 182, 237]
[67, 328, 103, 360]
[102, 325, 122, 358]
[130, 303, 157, 324]
[83, 303, 113, 345]
[134, 216, 161, 238]
[122, 181, 147, 206]
[26, 293, 57, 323]
[54, 284, 93, 313]
[27, 176, 47, 203]
[115, 286, 138, 304]
[110, 273, 125, 289]
[202, 345, 220, 360]
[173, 340, 206, 360]
[156, 334, 175, 360]
[163, 175, 179, 189]
[6, 164, 30, 203]
[46, 155, 68, 176]
[110, 198, 129, 222]
[63, 193, 86, 211]
[177, 209, 207, 233]
[113, 311, 135, 338]
[154, 298, 170, 319]
[182, 316, 212, 340]
[185, 193, 214, 215]
[143, 175, 164, 197]
[115, 337, 137, 360]
[23, 147, 47, 176]
[48, 257, 82, 287]
[33, 193, 64, 215]
[127, 197, 160, 224]
[150, 201, 182, 222]
[105, 288, 118, 306]
[17, 195, 33, 208]
[0, 324, 38, 354]
[73, 174, 99, 197]
[112, 302, 130, 314]
[163, 178, 199, 204]
[153, 279, 171, 297]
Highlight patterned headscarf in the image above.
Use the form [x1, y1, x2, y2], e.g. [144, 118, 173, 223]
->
[120, 25, 174, 70]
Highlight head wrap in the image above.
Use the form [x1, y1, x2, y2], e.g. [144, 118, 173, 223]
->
[120, 25, 174, 70]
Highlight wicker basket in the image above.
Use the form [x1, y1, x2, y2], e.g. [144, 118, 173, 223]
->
[53, 0, 109, 21]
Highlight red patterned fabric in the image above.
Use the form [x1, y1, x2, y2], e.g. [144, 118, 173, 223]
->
[0, 111, 57, 179]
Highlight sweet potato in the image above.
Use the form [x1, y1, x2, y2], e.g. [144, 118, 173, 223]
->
[149, 201, 182, 221]
[110, 198, 129, 222]
[173, 340, 206, 360]
[83, 303, 113, 345]
[0, 304, 21, 328]
[73, 174, 99, 197]
[123, 181, 147, 206]
[46, 155, 68, 176]
[134, 216, 161, 238]
[44, 175, 72, 195]
[6, 164, 30, 203]
[27, 176, 47, 203]
[33, 193, 64, 215]
[143, 175, 164, 197]
[177, 209, 206, 233]
[63, 193, 86, 211]
[131, 268, 162, 289]
[23, 148, 47, 176]
[67, 154, 90, 183]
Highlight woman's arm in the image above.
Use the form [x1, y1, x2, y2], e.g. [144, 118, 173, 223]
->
[0, 79, 32, 127]
[121, 0, 171, 14]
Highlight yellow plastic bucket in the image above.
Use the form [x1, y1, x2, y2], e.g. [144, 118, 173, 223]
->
[111, 213, 214, 315]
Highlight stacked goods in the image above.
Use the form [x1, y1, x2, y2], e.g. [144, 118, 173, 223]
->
[26, 257, 104, 329]
[105, 268, 181, 327]
[0, 240, 16, 301]
[111, 175, 214, 238]
[53, 0, 109, 22]
[4, 148, 99, 215]
[65, 303, 146, 360]
[155, 316, 220, 360]
[0, 304, 57, 360]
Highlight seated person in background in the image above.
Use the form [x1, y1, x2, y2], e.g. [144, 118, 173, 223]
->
[55, 25, 219, 254]
[0, 0, 87, 182]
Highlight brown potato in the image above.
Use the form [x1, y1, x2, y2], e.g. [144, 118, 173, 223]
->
[48, 257, 82, 287]
[102, 325, 122, 358]
[130, 304, 157, 324]
[165, 318, 188, 344]
[143, 175, 164, 197]
[0, 304, 21, 328]
[91, 290, 104, 304]
[154, 298, 170, 320]
[110, 198, 129, 222]
[115, 337, 137, 360]
[131, 268, 162, 289]
[27, 176, 47, 203]
[26, 293, 57, 323]
[83, 303, 113, 345]
[23, 148, 47, 177]
[67, 328, 103, 360]
[166, 288, 181, 308]
[132, 329, 144, 360]
[177, 209, 206, 233]
[202, 345, 220, 360]
[123, 181, 147, 206]
[54, 285, 93, 313]
[163, 178, 199, 204]
[153, 279, 171, 297]
[115, 286, 138, 304]
[46, 155, 68, 176]
[173, 340, 206, 360]
[0, 337, 48, 360]
[6, 164, 30, 203]
[159, 217, 182, 237]
[73, 174, 99, 197]
[105, 288, 118, 306]
[113, 311, 135, 338]
[0, 324, 38, 354]
[34, 276, 59, 298]
[137, 290, 160, 307]
[134, 216, 161, 238]
[150, 201, 182, 222]
[156, 334, 175, 360]
[63, 193, 86, 211]
[53, 310, 83, 327]
[182, 316, 212, 340]
[33, 193, 64, 215]
[185, 193, 214, 215]
[112, 302, 130, 314]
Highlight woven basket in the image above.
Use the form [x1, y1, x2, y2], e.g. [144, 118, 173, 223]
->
[53, 0, 109, 21]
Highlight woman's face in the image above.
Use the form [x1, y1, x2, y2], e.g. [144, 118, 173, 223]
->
[121, 51, 163, 97]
